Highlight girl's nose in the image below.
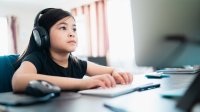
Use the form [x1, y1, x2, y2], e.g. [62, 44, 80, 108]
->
[68, 34, 75, 38]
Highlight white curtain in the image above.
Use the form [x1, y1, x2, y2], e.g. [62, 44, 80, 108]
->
[0, 16, 18, 55]
[7, 16, 18, 54]
[0, 17, 13, 55]
[71, 0, 109, 57]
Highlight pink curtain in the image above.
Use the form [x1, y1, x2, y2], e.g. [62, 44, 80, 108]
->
[7, 16, 18, 54]
[71, 0, 109, 57]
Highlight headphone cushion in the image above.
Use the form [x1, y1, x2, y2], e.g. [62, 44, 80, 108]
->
[33, 27, 49, 48]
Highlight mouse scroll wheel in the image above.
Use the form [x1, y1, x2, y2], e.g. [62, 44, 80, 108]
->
[42, 81, 52, 89]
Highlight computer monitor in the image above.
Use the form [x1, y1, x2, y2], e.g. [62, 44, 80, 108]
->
[131, 0, 200, 68]
[130, 0, 200, 111]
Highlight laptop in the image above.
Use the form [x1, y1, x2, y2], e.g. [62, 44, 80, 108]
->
[156, 67, 200, 74]
[78, 82, 160, 97]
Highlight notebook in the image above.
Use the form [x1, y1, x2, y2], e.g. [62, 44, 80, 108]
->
[78, 82, 158, 97]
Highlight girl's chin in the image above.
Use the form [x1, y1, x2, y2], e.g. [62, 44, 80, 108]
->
[67, 48, 76, 52]
[68, 50, 76, 52]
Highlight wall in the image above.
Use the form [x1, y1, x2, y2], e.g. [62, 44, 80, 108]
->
[0, 2, 43, 54]
[0, 0, 96, 54]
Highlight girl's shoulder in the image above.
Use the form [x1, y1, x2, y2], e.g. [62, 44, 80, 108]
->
[23, 51, 47, 62]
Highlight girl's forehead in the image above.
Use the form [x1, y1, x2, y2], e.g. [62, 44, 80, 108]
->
[56, 16, 75, 25]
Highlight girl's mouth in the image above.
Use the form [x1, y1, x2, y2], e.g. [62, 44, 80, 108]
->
[67, 40, 76, 44]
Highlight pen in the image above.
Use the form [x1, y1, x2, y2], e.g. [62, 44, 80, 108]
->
[104, 103, 127, 112]
[136, 83, 160, 91]
[145, 74, 170, 79]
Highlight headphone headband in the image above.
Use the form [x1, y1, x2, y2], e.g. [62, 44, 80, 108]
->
[34, 8, 55, 27]
[33, 8, 55, 48]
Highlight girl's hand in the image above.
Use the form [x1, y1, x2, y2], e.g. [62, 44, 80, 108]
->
[111, 70, 133, 85]
[80, 74, 116, 90]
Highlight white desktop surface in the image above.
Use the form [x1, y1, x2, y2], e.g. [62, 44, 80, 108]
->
[0, 74, 199, 112]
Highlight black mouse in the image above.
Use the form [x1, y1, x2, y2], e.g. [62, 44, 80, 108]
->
[25, 80, 61, 97]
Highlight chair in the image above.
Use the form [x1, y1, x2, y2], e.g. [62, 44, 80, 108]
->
[0, 55, 19, 93]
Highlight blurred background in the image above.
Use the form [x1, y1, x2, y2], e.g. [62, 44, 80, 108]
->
[0, 0, 153, 74]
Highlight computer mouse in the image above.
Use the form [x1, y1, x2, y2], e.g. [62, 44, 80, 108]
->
[25, 80, 61, 97]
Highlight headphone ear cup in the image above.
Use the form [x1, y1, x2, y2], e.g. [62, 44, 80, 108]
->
[33, 27, 49, 48]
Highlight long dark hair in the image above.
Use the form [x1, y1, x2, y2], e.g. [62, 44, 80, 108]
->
[15, 33, 48, 69]
[15, 8, 79, 69]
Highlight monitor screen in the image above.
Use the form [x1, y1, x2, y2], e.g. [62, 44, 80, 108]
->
[131, 0, 200, 68]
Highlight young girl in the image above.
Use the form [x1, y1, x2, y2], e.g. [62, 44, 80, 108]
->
[12, 8, 133, 92]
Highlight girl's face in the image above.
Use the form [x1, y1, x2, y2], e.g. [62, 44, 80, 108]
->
[49, 16, 77, 53]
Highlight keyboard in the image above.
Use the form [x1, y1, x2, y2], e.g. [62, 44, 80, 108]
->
[78, 82, 157, 97]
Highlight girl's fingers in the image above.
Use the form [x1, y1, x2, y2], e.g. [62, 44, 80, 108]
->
[96, 80, 106, 89]
[99, 74, 113, 88]
[114, 74, 125, 84]
[127, 72, 133, 83]
[119, 72, 129, 84]
[107, 74, 116, 87]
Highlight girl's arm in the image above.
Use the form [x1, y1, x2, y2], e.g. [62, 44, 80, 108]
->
[86, 61, 114, 76]
[86, 61, 133, 84]
[12, 61, 109, 92]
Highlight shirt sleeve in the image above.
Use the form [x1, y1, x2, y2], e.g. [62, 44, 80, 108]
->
[78, 59, 87, 75]
[22, 52, 43, 73]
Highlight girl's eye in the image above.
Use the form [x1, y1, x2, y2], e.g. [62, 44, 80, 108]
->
[60, 26, 67, 30]
[73, 28, 77, 32]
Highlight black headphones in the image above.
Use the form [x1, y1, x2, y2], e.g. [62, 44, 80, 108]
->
[33, 8, 54, 48]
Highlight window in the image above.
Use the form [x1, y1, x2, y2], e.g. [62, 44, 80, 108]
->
[72, 0, 153, 73]
[107, 0, 153, 73]
[0, 17, 12, 55]
[73, 14, 88, 56]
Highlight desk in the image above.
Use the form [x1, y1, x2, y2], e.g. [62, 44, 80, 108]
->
[0, 74, 199, 112]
